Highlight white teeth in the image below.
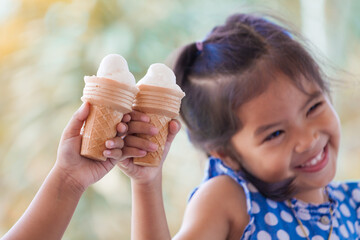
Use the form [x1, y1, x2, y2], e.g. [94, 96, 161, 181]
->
[300, 150, 324, 168]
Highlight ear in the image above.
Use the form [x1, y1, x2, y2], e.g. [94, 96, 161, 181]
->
[209, 150, 241, 171]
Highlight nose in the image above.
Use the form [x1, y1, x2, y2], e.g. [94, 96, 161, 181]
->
[294, 128, 319, 153]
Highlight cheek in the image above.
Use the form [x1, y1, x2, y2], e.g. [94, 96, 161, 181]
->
[241, 149, 291, 182]
[323, 105, 341, 148]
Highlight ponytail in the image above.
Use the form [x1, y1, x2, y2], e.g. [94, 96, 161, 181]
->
[173, 43, 198, 90]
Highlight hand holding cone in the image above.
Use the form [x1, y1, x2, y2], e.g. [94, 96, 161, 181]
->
[132, 64, 185, 167]
[80, 57, 184, 165]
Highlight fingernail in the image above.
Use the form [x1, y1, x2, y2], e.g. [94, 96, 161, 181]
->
[119, 124, 127, 132]
[150, 127, 159, 135]
[150, 142, 158, 151]
[139, 150, 147, 156]
[104, 150, 111, 156]
[78, 102, 86, 112]
[106, 141, 114, 148]
[141, 115, 150, 122]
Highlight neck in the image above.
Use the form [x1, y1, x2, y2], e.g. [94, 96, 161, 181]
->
[293, 188, 328, 204]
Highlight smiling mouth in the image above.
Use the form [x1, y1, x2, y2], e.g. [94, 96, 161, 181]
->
[295, 144, 329, 172]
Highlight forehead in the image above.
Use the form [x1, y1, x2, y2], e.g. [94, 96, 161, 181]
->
[237, 75, 320, 125]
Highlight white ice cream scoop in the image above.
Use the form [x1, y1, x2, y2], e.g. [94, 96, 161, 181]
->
[96, 54, 136, 85]
[137, 63, 182, 92]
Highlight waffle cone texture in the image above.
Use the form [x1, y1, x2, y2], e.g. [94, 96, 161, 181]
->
[133, 84, 185, 167]
[80, 76, 138, 161]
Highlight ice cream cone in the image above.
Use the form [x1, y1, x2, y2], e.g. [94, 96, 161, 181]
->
[80, 104, 123, 161]
[81, 76, 138, 161]
[133, 84, 184, 166]
[80, 54, 138, 161]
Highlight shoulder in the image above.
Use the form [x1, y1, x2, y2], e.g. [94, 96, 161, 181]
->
[176, 175, 249, 240]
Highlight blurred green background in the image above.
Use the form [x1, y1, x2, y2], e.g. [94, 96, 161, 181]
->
[0, 0, 359, 239]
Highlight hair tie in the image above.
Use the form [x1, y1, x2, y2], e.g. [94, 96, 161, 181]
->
[196, 41, 203, 51]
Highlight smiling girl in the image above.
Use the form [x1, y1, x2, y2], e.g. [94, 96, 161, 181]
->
[118, 13, 360, 240]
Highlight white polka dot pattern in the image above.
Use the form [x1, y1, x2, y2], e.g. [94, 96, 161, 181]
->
[280, 210, 293, 223]
[312, 235, 324, 240]
[295, 225, 309, 238]
[298, 210, 311, 221]
[247, 183, 258, 193]
[346, 220, 355, 234]
[252, 201, 260, 214]
[340, 204, 351, 217]
[332, 190, 345, 201]
[329, 233, 340, 240]
[332, 217, 339, 228]
[266, 199, 278, 209]
[264, 212, 278, 226]
[316, 221, 330, 231]
[352, 189, 360, 202]
[192, 158, 360, 240]
[339, 224, 349, 238]
[277, 229, 290, 240]
[257, 230, 271, 240]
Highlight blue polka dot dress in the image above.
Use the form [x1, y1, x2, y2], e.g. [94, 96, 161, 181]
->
[189, 157, 360, 240]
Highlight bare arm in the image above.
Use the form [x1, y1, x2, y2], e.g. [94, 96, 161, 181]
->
[2, 102, 130, 240]
[173, 175, 249, 240]
[2, 167, 84, 240]
[130, 172, 248, 240]
[117, 114, 180, 240]
[131, 176, 171, 240]
[118, 113, 248, 240]
[124, 131, 248, 240]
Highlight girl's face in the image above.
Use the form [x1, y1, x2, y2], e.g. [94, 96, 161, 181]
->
[231, 74, 341, 202]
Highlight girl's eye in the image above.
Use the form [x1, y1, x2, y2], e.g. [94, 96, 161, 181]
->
[264, 130, 284, 142]
[307, 101, 323, 116]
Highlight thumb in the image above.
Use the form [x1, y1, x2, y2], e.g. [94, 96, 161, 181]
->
[160, 119, 181, 165]
[166, 119, 181, 145]
[62, 102, 90, 140]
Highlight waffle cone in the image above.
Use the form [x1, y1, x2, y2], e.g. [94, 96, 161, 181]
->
[133, 113, 171, 167]
[80, 76, 138, 161]
[132, 84, 184, 167]
[81, 104, 123, 161]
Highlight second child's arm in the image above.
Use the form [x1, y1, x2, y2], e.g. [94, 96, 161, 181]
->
[131, 120, 181, 240]
[117, 112, 180, 240]
[120, 112, 249, 240]
[131, 174, 170, 240]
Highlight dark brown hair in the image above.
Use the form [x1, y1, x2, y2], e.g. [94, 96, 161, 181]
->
[173, 13, 329, 201]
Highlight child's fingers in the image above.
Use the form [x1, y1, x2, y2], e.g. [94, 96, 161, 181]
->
[127, 121, 158, 135]
[116, 122, 128, 136]
[124, 135, 158, 152]
[161, 119, 181, 162]
[167, 119, 181, 143]
[103, 149, 123, 160]
[105, 137, 124, 149]
[122, 114, 131, 123]
[121, 147, 147, 159]
[62, 102, 90, 140]
[129, 111, 150, 122]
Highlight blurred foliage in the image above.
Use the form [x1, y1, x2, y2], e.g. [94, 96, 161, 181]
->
[0, 0, 359, 239]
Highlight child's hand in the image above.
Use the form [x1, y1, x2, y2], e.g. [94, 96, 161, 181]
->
[55, 102, 127, 192]
[117, 111, 181, 185]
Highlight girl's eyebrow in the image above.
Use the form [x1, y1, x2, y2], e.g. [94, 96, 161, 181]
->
[300, 90, 322, 112]
[254, 122, 282, 137]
